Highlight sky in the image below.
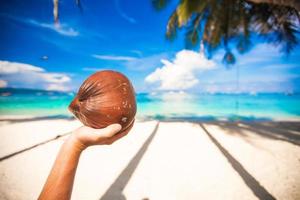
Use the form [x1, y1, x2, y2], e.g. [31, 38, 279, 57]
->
[0, 0, 299, 93]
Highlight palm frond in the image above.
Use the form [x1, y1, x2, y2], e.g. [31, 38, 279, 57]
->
[185, 14, 203, 48]
[166, 10, 179, 40]
[156, 0, 300, 65]
[75, 0, 83, 13]
[223, 51, 236, 65]
[152, 0, 170, 10]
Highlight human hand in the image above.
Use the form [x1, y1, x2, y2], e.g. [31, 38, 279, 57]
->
[70, 122, 134, 151]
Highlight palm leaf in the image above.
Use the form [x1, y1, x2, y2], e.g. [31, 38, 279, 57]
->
[156, 0, 300, 64]
[152, 0, 170, 10]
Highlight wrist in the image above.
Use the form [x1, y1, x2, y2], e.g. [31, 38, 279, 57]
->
[67, 135, 87, 153]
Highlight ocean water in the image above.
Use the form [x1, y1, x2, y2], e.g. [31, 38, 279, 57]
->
[0, 88, 300, 121]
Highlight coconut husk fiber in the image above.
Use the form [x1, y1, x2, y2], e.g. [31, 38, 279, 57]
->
[69, 70, 136, 132]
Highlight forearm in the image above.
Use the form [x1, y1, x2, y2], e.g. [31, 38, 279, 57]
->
[38, 124, 123, 200]
[38, 136, 84, 200]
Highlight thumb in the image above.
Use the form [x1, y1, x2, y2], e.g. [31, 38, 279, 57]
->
[94, 124, 122, 138]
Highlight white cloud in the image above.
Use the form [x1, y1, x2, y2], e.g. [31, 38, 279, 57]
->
[236, 43, 283, 66]
[114, 0, 137, 23]
[28, 20, 79, 37]
[40, 73, 71, 83]
[46, 84, 70, 92]
[2, 14, 79, 37]
[0, 61, 44, 74]
[92, 54, 137, 61]
[0, 80, 7, 88]
[145, 50, 216, 90]
[130, 50, 143, 57]
[0, 61, 71, 91]
[125, 52, 170, 71]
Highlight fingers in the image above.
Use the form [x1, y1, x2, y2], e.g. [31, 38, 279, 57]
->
[93, 124, 122, 138]
[104, 122, 134, 144]
[83, 122, 134, 146]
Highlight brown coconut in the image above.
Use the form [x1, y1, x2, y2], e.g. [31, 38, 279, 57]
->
[69, 70, 136, 132]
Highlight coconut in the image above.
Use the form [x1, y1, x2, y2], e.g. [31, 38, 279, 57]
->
[69, 70, 136, 132]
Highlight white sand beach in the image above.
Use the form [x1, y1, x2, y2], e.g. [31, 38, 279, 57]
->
[0, 118, 299, 200]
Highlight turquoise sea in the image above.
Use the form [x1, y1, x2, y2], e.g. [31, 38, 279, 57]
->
[0, 88, 300, 121]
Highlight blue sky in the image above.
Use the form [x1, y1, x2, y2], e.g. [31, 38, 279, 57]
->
[0, 0, 299, 93]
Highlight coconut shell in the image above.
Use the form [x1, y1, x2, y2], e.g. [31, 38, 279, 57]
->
[69, 70, 136, 131]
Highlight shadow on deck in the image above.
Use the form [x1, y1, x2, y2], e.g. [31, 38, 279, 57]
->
[99, 122, 159, 200]
[204, 121, 300, 147]
[199, 123, 276, 200]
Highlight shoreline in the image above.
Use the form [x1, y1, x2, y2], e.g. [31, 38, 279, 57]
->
[1, 114, 300, 123]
